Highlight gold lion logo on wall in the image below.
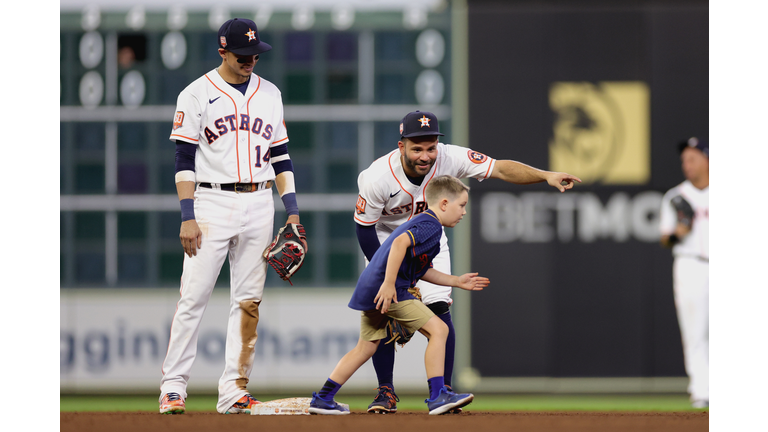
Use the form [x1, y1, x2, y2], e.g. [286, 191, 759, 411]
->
[549, 82, 650, 185]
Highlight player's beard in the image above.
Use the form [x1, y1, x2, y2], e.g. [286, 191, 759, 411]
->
[402, 155, 434, 177]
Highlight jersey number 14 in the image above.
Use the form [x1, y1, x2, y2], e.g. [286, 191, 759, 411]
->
[254, 146, 270, 167]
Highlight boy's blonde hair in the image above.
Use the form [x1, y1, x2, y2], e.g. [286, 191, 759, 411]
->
[425, 175, 470, 206]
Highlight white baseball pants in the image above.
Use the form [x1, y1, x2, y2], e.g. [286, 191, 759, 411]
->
[160, 186, 274, 413]
[415, 231, 452, 306]
[673, 256, 709, 402]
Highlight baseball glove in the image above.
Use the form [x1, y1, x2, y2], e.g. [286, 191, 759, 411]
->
[671, 195, 694, 228]
[382, 286, 422, 348]
[263, 223, 308, 285]
[385, 318, 415, 349]
[408, 286, 422, 301]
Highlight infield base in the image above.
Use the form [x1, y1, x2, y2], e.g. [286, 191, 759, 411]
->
[251, 397, 350, 415]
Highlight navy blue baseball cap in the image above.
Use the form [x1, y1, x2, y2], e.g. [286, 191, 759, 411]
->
[218, 18, 272, 55]
[678, 137, 709, 158]
[400, 110, 444, 139]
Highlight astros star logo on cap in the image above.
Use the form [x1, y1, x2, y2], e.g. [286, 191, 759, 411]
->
[245, 28, 256, 42]
[419, 115, 431, 128]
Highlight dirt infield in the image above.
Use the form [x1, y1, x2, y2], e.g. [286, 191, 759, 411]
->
[61, 411, 708, 432]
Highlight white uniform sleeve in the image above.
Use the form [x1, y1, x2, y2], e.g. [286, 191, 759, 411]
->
[170, 89, 202, 144]
[354, 168, 387, 226]
[442, 143, 496, 181]
[659, 188, 678, 236]
[270, 93, 289, 147]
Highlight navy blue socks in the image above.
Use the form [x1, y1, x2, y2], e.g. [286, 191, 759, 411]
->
[372, 337, 396, 387]
[372, 310, 455, 398]
[428, 376, 445, 400]
[439, 311, 456, 387]
[318, 378, 341, 401]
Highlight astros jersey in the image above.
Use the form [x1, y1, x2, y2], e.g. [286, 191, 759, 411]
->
[348, 210, 443, 311]
[169, 69, 288, 184]
[660, 180, 709, 259]
[354, 143, 496, 238]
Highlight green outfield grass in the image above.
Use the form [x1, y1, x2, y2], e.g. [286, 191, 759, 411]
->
[60, 394, 707, 413]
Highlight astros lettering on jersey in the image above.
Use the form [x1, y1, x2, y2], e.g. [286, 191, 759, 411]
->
[170, 70, 288, 183]
[355, 143, 495, 239]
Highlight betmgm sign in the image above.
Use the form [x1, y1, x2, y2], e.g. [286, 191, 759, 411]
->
[480, 191, 662, 244]
[480, 81, 659, 245]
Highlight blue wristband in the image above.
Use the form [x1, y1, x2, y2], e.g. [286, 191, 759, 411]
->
[180, 199, 195, 221]
[281, 192, 299, 216]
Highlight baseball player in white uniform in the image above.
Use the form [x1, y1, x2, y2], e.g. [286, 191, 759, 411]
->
[159, 18, 302, 415]
[356, 110, 581, 413]
[659, 137, 709, 408]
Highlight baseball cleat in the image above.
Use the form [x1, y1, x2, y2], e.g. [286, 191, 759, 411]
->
[367, 385, 399, 414]
[225, 394, 261, 414]
[159, 392, 186, 414]
[426, 386, 473, 415]
[308, 392, 350, 415]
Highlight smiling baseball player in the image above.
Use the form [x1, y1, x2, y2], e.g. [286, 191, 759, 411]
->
[356, 110, 581, 413]
[159, 18, 304, 415]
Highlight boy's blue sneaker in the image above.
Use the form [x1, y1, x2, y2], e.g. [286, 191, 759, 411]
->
[425, 386, 474, 415]
[308, 392, 351, 415]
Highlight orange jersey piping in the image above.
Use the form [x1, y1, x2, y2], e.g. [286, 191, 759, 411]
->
[354, 215, 379, 225]
[244, 76, 262, 182]
[418, 152, 440, 212]
[205, 73, 241, 182]
[171, 134, 199, 143]
[388, 152, 416, 220]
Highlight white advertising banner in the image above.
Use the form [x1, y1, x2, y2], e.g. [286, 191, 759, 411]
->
[61, 288, 430, 393]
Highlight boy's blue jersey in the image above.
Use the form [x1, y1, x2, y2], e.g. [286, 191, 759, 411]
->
[348, 210, 443, 311]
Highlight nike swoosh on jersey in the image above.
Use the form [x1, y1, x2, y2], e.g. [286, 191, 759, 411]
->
[390, 190, 401, 198]
[209, 97, 221, 104]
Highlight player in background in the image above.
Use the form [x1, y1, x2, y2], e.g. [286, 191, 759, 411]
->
[659, 137, 709, 409]
[159, 18, 302, 414]
[355, 110, 581, 413]
[309, 176, 489, 415]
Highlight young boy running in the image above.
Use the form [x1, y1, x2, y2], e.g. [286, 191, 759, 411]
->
[308, 175, 490, 415]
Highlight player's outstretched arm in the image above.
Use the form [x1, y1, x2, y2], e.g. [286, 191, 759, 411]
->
[491, 160, 582, 192]
[422, 269, 489, 291]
